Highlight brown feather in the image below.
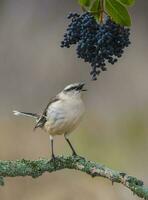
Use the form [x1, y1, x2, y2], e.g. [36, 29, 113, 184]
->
[34, 96, 59, 130]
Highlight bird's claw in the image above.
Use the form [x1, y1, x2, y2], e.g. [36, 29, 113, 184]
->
[72, 153, 85, 160]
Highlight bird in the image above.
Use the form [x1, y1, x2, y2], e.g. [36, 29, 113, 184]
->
[13, 82, 86, 160]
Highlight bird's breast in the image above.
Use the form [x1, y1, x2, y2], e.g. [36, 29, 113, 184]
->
[44, 99, 85, 135]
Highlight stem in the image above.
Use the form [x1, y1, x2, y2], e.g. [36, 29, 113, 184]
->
[100, 0, 105, 24]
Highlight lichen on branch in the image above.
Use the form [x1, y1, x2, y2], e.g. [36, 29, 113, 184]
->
[0, 156, 148, 199]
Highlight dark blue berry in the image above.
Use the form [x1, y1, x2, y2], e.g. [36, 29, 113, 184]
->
[61, 12, 131, 80]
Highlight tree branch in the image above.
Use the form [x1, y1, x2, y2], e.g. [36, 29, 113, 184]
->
[0, 156, 148, 199]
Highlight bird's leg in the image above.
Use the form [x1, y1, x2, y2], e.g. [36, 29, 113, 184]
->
[49, 135, 55, 160]
[64, 134, 77, 156]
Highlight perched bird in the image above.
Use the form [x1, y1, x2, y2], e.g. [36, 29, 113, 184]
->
[13, 82, 86, 159]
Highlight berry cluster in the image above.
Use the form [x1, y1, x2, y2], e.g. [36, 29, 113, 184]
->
[61, 12, 130, 80]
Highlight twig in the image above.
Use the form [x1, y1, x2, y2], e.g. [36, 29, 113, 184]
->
[100, 0, 104, 24]
[0, 156, 148, 199]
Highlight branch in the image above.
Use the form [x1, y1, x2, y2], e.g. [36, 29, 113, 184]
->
[0, 156, 148, 199]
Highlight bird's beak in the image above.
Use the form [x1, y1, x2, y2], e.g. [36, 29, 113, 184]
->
[78, 82, 87, 91]
[82, 89, 87, 91]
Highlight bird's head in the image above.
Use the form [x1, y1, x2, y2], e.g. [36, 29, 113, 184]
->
[60, 82, 86, 99]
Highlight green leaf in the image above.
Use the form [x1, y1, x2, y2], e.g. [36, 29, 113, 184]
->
[78, 0, 100, 21]
[89, 0, 101, 21]
[78, 0, 100, 12]
[117, 0, 135, 6]
[78, 0, 91, 7]
[105, 0, 131, 26]
[89, 0, 100, 12]
[89, 0, 100, 17]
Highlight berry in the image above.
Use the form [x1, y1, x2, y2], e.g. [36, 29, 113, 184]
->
[61, 12, 130, 80]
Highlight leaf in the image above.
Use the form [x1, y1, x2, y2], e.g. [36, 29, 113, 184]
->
[78, 0, 91, 7]
[78, 0, 100, 12]
[117, 0, 135, 6]
[89, 0, 100, 19]
[89, 0, 100, 12]
[78, 0, 100, 21]
[105, 0, 131, 26]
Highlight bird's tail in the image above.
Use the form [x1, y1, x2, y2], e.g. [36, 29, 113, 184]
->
[13, 110, 39, 119]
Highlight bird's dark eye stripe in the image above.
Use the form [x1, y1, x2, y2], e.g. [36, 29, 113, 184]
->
[65, 86, 78, 91]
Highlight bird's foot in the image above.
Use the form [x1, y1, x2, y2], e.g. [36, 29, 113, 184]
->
[72, 152, 85, 160]
[50, 153, 56, 160]
[49, 154, 56, 164]
[72, 151, 78, 157]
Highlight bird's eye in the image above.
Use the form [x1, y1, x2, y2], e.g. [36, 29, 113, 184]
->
[65, 86, 77, 92]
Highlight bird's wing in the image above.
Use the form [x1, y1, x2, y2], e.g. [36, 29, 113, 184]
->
[34, 96, 59, 130]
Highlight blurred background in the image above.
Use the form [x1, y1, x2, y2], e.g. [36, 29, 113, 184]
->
[0, 0, 148, 199]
